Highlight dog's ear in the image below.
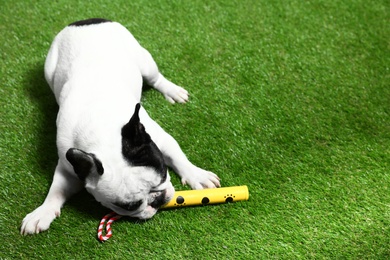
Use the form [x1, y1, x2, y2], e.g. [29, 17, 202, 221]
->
[121, 103, 152, 146]
[121, 103, 165, 173]
[66, 148, 104, 181]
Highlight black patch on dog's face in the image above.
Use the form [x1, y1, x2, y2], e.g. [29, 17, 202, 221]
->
[68, 18, 112, 27]
[150, 190, 168, 209]
[121, 104, 167, 179]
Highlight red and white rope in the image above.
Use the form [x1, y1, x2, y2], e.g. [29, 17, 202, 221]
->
[97, 212, 122, 242]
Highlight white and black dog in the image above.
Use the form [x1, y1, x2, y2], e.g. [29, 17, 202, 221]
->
[21, 18, 220, 235]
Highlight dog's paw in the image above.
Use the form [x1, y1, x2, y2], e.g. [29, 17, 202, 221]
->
[163, 85, 189, 104]
[181, 166, 221, 190]
[21, 205, 60, 235]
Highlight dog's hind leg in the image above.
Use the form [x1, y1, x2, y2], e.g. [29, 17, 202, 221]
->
[138, 47, 189, 103]
[21, 161, 83, 235]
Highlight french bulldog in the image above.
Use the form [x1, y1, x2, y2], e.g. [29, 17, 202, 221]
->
[21, 18, 220, 235]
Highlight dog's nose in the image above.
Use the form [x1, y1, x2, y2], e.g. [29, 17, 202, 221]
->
[150, 190, 168, 209]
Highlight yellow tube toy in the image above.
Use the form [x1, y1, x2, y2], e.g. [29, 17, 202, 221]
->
[161, 185, 249, 208]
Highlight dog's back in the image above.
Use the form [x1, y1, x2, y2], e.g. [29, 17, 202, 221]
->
[44, 19, 143, 106]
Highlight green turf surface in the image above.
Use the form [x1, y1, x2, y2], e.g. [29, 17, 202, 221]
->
[1, 0, 389, 258]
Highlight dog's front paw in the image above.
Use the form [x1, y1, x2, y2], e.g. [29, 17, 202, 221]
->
[163, 85, 189, 104]
[21, 205, 60, 235]
[181, 166, 221, 190]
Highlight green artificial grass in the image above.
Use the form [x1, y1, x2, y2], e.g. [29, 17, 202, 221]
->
[1, 0, 389, 258]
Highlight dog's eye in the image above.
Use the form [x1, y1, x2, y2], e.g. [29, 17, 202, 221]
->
[114, 200, 143, 211]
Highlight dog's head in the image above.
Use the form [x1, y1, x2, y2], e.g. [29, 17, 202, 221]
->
[66, 104, 174, 219]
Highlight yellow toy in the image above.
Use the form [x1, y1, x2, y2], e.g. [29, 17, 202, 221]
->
[161, 185, 249, 208]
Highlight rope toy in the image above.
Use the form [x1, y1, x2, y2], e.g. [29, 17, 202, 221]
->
[97, 211, 122, 242]
[97, 186, 249, 242]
